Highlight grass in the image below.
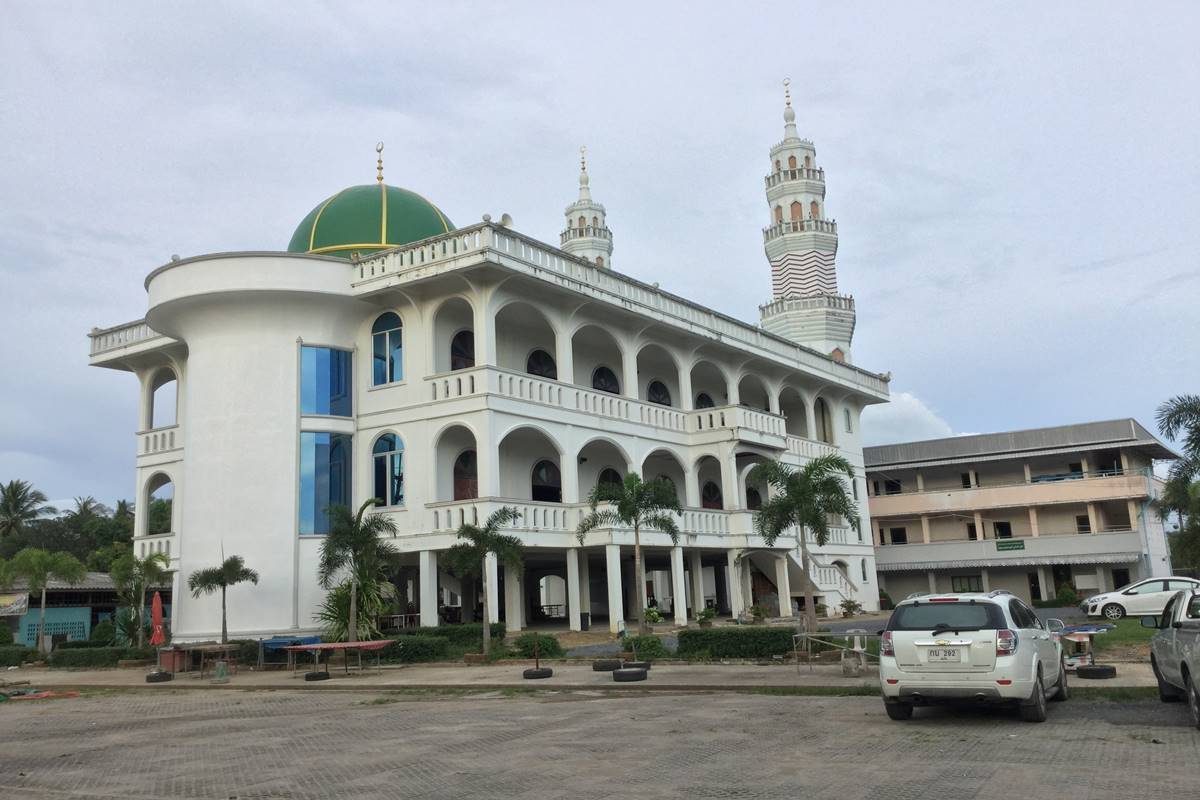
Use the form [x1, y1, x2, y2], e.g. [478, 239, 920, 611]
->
[1092, 619, 1156, 652]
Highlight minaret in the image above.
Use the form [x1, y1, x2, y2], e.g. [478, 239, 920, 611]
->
[759, 79, 856, 362]
[560, 147, 614, 268]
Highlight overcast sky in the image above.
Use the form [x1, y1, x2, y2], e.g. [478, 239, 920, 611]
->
[2, 3, 1198, 506]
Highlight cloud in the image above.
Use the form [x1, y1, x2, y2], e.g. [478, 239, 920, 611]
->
[861, 392, 955, 446]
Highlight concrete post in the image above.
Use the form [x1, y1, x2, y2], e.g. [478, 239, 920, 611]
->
[740, 555, 754, 610]
[605, 544, 624, 634]
[567, 548, 582, 631]
[774, 555, 793, 617]
[927, 571, 937, 594]
[1038, 567, 1054, 602]
[670, 546, 687, 626]
[419, 550, 439, 627]
[974, 511, 986, 540]
[1023, 463, 1032, 483]
[678, 366, 694, 411]
[1095, 565, 1109, 594]
[579, 552, 592, 621]
[620, 345, 639, 400]
[503, 561, 523, 631]
[484, 553, 500, 624]
[1087, 502, 1101, 535]
[969, 469, 978, 487]
[554, 328, 573, 389]
[920, 515, 931, 544]
[726, 550, 745, 617]
[915, 472, 925, 492]
[1028, 507, 1040, 537]
[980, 568, 990, 593]
[560, 455, 580, 504]
[1127, 499, 1140, 532]
[689, 550, 705, 618]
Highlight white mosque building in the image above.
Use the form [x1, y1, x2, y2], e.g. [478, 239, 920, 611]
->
[88, 88, 890, 640]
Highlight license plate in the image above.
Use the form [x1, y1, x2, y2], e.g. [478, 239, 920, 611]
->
[926, 648, 961, 662]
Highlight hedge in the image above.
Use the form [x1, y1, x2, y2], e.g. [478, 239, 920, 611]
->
[511, 632, 564, 659]
[622, 634, 670, 660]
[0, 646, 38, 666]
[57, 640, 112, 650]
[381, 635, 450, 663]
[389, 622, 505, 646]
[676, 627, 797, 659]
[0, 626, 12, 646]
[49, 647, 126, 668]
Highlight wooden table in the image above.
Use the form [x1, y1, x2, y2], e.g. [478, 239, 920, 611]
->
[282, 640, 391, 677]
[167, 643, 239, 678]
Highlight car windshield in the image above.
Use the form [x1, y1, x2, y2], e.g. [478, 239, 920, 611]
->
[887, 602, 1003, 632]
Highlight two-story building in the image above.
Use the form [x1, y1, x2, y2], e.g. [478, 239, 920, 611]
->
[864, 420, 1176, 605]
[87, 91, 889, 641]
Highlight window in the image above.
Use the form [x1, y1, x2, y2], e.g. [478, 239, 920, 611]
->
[1111, 568, 1131, 590]
[960, 472, 972, 488]
[1009, 601, 1040, 629]
[1075, 514, 1092, 534]
[591, 366, 620, 394]
[887, 602, 1004, 632]
[701, 481, 723, 509]
[647, 380, 671, 406]
[883, 479, 902, 495]
[966, 522, 977, 541]
[1166, 579, 1198, 591]
[371, 434, 404, 507]
[371, 313, 403, 386]
[1159, 596, 1178, 629]
[1125, 580, 1164, 595]
[861, 559, 869, 582]
[951, 575, 983, 592]
[746, 487, 762, 510]
[526, 349, 557, 379]
[450, 330, 475, 371]
[1068, 462, 1083, 475]
[300, 346, 352, 416]
[598, 468, 622, 489]
[888, 527, 908, 545]
[851, 479, 858, 500]
[993, 521, 1013, 539]
[299, 432, 351, 535]
[531, 460, 562, 503]
[843, 408, 853, 433]
[453, 450, 478, 501]
[695, 392, 715, 409]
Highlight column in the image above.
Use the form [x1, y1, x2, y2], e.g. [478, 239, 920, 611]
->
[689, 550, 705, 619]
[1028, 507, 1040, 537]
[678, 366, 694, 411]
[419, 550, 439, 627]
[1086, 502, 1100, 535]
[485, 553, 500, 624]
[968, 469, 978, 488]
[722, 445, 742, 509]
[1127, 499, 1140, 531]
[684, 464, 701, 508]
[555, 330, 574, 389]
[1080, 456, 1091, 477]
[1023, 463, 1032, 483]
[920, 515, 931, 544]
[605, 544, 624, 634]
[579, 552, 592, 623]
[670, 546, 688, 626]
[567, 548, 582, 631]
[916, 472, 925, 492]
[560, 454, 581, 504]
[980, 568, 990, 593]
[503, 561, 523, 631]
[974, 511, 986, 539]
[726, 550, 745, 617]
[620, 346, 639, 400]
[774, 555, 793, 617]
[1095, 565, 1109, 594]
[927, 572, 937, 594]
[1037, 566, 1054, 602]
[740, 556, 753, 610]
[1119, 450, 1131, 472]
[474, 296, 496, 367]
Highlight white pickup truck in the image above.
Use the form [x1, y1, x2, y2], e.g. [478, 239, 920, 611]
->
[1143, 587, 1200, 729]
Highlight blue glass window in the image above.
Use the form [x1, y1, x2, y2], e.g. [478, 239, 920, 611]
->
[301, 346, 352, 416]
[372, 433, 404, 507]
[299, 432, 351, 535]
[371, 313, 403, 386]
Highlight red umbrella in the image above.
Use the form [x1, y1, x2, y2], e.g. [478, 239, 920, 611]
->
[149, 591, 166, 646]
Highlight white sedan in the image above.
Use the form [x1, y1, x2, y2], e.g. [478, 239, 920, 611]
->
[1083, 577, 1200, 620]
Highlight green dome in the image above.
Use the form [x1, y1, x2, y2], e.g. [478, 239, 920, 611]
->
[288, 183, 454, 259]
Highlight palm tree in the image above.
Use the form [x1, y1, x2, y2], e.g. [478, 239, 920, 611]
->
[8, 548, 86, 653]
[443, 507, 522, 656]
[317, 499, 398, 642]
[0, 480, 57, 538]
[1158, 394, 1200, 529]
[748, 455, 860, 635]
[110, 551, 173, 648]
[576, 473, 680, 634]
[67, 496, 110, 521]
[187, 555, 259, 644]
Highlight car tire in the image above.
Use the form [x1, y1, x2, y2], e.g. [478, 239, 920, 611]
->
[1101, 603, 1125, 621]
[1187, 670, 1200, 731]
[1050, 658, 1069, 702]
[592, 658, 622, 672]
[884, 700, 913, 721]
[1152, 657, 1183, 703]
[523, 667, 553, 680]
[1076, 664, 1117, 680]
[1020, 673, 1048, 723]
[304, 671, 330, 682]
[623, 660, 651, 670]
[612, 667, 647, 682]
[145, 670, 173, 684]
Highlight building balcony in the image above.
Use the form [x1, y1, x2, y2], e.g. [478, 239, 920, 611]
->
[874, 529, 1144, 572]
[135, 531, 177, 561]
[89, 320, 176, 364]
[559, 225, 613, 245]
[762, 219, 838, 242]
[136, 424, 184, 465]
[764, 167, 825, 188]
[869, 471, 1150, 518]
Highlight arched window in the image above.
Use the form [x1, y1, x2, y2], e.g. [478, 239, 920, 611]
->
[695, 392, 714, 409]
[787, 155, 797, 169]
[371, 312, 403, 385]
[373, 434, 404, 507]
[789, 201, 803, 222]
[526, 349, 557, 379]
[656, 474, 676, 493]
[453, 449, 478, 501]
[596, 256, 604, 267]
[450, 330, 475, 371]
[531, 460, 562, 503]
[746, 487, 762, 510]
[804, 155, 811, 168]
[774, 159, 780, 171]
[861, 559, 869, 583]
[577, 215, 586, 230]
[774, 205, 783, 224]
[815, 397, 834, 444]
[810, 200, 820, 219]
[592, 216, 599, 228]
[647, 380, 671, 407]
[592, 366, 620, 394]
[598, 468, 622, 490]
[701, 481, 723, 510]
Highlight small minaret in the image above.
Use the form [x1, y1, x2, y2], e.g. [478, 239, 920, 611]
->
[759, 79, 856, 362]
[560, 147, 614, 268]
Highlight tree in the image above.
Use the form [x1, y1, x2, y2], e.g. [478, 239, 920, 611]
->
[0, 480, 57, 538]
[748, 455, 860, 635]
[444, 507, 522, 655]
[187, 555, 259, 644]
[111, 551, 172, 648]
[576, 473, 680, 634]
[1157, 395, 1200, 533]
[317, 499, 398, 642]
[8, 548, 86, 653]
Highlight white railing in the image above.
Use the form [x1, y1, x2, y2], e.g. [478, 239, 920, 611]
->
[427, 498, 734, 537]
[688, 404, 786, 439]
[764, 167, 824, 187]
[137, 532, 176, 559]
[763, 219, 838, 241]
[89, 320, 168, 356]
[138, 424, 182, 455]
[787, 436, 839, 460]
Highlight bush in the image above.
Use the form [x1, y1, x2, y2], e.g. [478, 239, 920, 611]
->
[511, 632, 564, 659]
[879, 591, 894, 611]
[623, 634, 670, 660]
[644, 607, 664, 623]
[840, 599, 864, 617]
[1055, 584, 1080, 606]
[49, 647, 125, 668]
[0, 626, 12, 646]
[749, 605, 768, 621]
[57, 640, 111, 649]
[696, 607, 716, 622]
[0, 645, 37, 666]
[89, 619, 116, 645]
[381, 635, 450, 663]
[390, 623, 505, 646]
[676, 627, 796, 659]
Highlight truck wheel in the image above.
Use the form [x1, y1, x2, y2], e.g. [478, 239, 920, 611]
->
[884, 700, 913, 721]
[1020, 673, 1048, 723]
[1050, 658, 1069, 702]
[523, 667, 553, 680]
[1187, 670, 1200, 730]
[1101, 604, 1125, 620]
[1152, 657, 1183, 703]
[1076, 664, 1117, 680]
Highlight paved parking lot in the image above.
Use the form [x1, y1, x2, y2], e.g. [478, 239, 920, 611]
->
[2, 689, 1197, 799]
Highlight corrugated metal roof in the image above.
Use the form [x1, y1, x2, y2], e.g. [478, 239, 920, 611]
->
[876, 552, 1142, 571]
[865, 418, 1176, 469]
[5, 571, 168, 594]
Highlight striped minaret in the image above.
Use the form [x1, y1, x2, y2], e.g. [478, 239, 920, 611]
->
[759, 79, 856, 362]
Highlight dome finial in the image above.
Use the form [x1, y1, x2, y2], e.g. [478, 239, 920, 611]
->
[375, 141, 385, 184]
[578, 145, 591, 197]
[782, 77, 797, 130]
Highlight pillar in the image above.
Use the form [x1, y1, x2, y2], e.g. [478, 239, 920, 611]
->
[485, 553, 500, 624]
[419, 550, 439, 627]
[1023, 463, 1032, 483]
[740, 556, 753, 610]
[1038, 567, 1053, 602]
[567, 548, 582, 631]
[774, 555, 793, 617]
[927, 571, 937, 594]
[620, 345, 639, 400]
[679, 366, 694, 411]
[1028, 507, 1040, 537]
[473, 295, 496, 368]
[670, 546, 687, 626]
[726, 550, 745, 617]
[689, 550, 705, 619]
[503, 561, 523, 631]
[1127, 499, 1140, 532]
[1086, 502, 1100, 535]
[1095, 565, 1109, 594]
[684, 464, 701, 508]
[980, 568, 990, 593]
[555, 329, 573, 388]
[605, 544, 624, 634]
[579, 552, 592, 620]
[722, 446, 741, 509]
[561, 454, 580, 504]
[1081, 456, 1091, 477]
[974, 511, 985, 540]
[920, 515, 931, 544]
[623, 559, 638, 620]
[916, 472, 925, 492]
[968, 469, 978, 488]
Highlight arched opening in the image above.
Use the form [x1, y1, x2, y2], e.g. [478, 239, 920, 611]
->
[577, 438, 632, 498]
[577, 215, 586, 229]
[701, 481, 723, 510]
[774, 159, 780, 171]
[371, 312, 403, 385]
[695, 455, 725, 510]
[453, 450, 478, 501]
[787, 154, 797, 169]
[144, 473, 174, 535]
[591, 216, 599, 228]
[739, 454, 769, 510]
[637, 344, 680, 407]
[372, 433, 405, 507]
[804, 154, 811, 169]
[433, 297, 474, 373]
[690, 361, 728, 408]
[695, 393, 715, 409]
[643, 449, 686, 506]
[789, 201, 802, 222]
[810, 200, 820, 219]
[595, 256, 604, 267]
[435, 425, 477, 501]
[531, 460, 562, 503]
[737, 374, 770, 412]
[774, 205, 783, 224]
[598, 468, 622, 488]
[814, 397, 835, 444]
[779, 387, 809, 437]
[498, 427, 562, 502]
[496, 301, 556, 378]
[149, 368, 177, 428]
[746, 487, 762, 510]
[572, 324, 623, 392]
[538, 575, 567, 619]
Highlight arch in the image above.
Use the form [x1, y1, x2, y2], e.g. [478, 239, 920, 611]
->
[636, 343, 681, 407]
[787, 154, 797, 169]
[830, 347, 845, 363]
[695, 392, 715, 409]
[694, 455, 725, 510]
[453, 449, 478, 501]
[371, 311, 403, 385]
[789, 201, 802, 222]
[591, 366, 620, 394]
[451, 330, 475, 371]
[642, 448, 686, 506]
[804, 154, 811, 169]
[737, 373, 770, 412]
[577, 214, 586, 230]
[690, 360, 730, 407]
[814, 396, 835, 444]
[526, 349, 557, 379]
[595, 256, 604, 267]
[531, 460, 562, 503]
[746, 487, 762, 511]
[571, 323, 623, 391]
[779, 386, 809, 437]
[737, 454, 770, 510]
[148, 367, 177, 429]
[598, 467, 622, 487]
[432, 296, 475, 373]
[774, 205, 783, 224]
[495, 300, 557, 377]
[434, 424, 478, 501]
[591, 215, 599, 228]
[498, 425, 563, 502]
[774, 159, 780, 171]
[371, 431, 405, 507]
[578, 437, 633, 498]
[144, 471, 175, 535]
[810, 200, 820, 219]
[701, 481, 723, 510]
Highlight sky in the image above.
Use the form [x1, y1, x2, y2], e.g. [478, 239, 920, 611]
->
[1, 2, 1198, 506]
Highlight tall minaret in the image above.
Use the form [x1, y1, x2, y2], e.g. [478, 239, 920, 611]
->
[759, 79, 856, 362]
[560, 146, 614, 268]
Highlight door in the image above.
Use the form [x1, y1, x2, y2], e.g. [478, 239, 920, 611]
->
[1123, 580, 1168, 615]
[1152, 594, 1181, 686]
[1012, 600, 1056, 678]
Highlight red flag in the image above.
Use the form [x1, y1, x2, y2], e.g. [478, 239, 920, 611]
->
[149, 591, 166, 646]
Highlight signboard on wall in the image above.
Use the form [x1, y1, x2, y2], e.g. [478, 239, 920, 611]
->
[995, 539, 1026, 552]
[0, 593, 29, 616]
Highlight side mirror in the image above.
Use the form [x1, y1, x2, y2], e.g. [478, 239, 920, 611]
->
[876, 629, 885, 636]
[1045, 618, 1065, 633]
[1140, 615, 1160, 629]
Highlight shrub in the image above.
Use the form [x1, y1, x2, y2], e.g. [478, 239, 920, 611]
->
[57, 640, 110, 649]
[49, 647, 125, 668]
[0, 626, 12, 646]
[676, 626, 796, 659]
[623, 634, 670, 660]
[839, 599, 864, 617]
[1055, 584, 1080, 606]
[749, 605, 768, 621]
[89, 619, 116, 645]
[381, 635, 450, 663]
[696, 607, 716, 622]
[122, 646, 156, 661]
[644, 607, 664, 623]
[390, 623, 505, 646]
[879, 591, 894, 611]
[0, 645, 37, 666]
[511, 632, 564, 659]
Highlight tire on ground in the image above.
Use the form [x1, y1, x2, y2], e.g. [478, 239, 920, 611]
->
[523, 667, 553, 679]
[1075, 664, 1117, 680]
[304, 671, 330, 682]
[145, 671, 173, 683]
[612, 667, 648, 682]
[592, 658, 622, 672]
[623, 660, 651, 670]
[884, 701, 913, 720]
